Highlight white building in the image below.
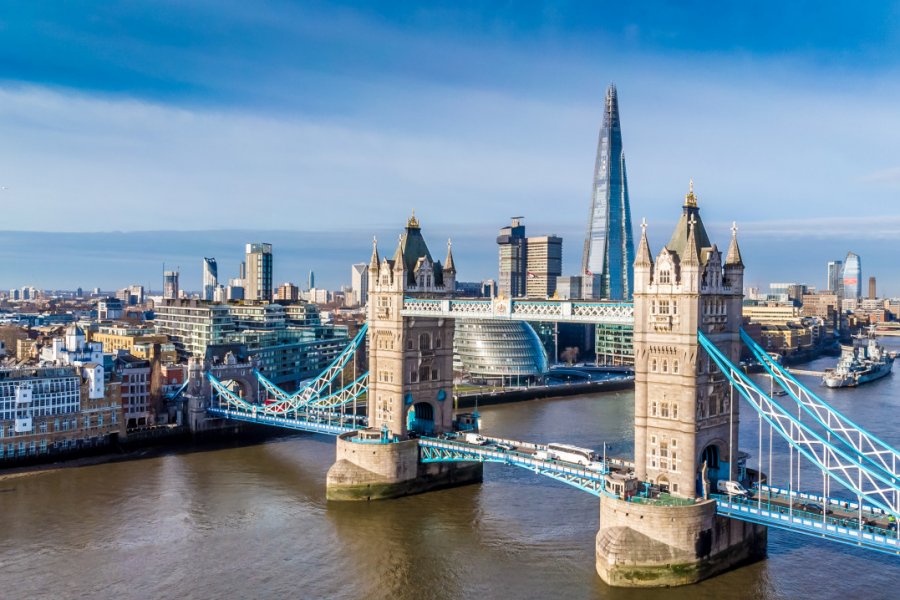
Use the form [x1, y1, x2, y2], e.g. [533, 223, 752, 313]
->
[351, 263, 368, 306]
[40, 325, 105, 366]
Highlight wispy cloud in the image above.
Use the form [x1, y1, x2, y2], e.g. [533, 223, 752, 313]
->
[861, 166, 900, 185]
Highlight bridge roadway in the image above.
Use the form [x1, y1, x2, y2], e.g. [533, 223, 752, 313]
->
[716, 487, 900, 555]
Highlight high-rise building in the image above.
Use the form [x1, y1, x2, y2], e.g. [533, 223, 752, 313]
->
[163, 271, 179, 300]
[525, 235, 563, 298]
[308, 271, 315, 291]
[869, 276, 877, 300]
[245, 243, 273, 301]
[842, 252, 862, 300]
[202, 257, 218, 301]
[226, 278, 245, 301]
[581, 83, 635, 301]
[827, 260, 843, 295]
[351, 263, 368, 306]
[276, 282, 299, 301]
[497, 217, 527, 298]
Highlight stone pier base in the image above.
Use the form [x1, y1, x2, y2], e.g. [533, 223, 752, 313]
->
[326, 431, 483, 501]
[596, 495, 767, 587]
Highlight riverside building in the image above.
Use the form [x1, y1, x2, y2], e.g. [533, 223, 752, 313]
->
[0, 364, 123, 462]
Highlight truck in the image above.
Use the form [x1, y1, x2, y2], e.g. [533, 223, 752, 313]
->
[716, 480, 751, 498]
[464, 433, 488, 445]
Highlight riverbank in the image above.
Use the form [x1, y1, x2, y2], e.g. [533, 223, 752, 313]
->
[0, 423, 302, 480]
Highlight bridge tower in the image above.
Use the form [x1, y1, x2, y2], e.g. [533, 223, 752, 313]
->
[327, 213, 482, 500]
[596, 183, 766, 587]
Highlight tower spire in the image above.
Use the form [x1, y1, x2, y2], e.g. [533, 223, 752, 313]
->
[444, 238, 456, 273]
[725, 221, 744, 266]
[684, 179, 698, 208]
[369, 236, 380, 270]
[683, 215, 700, 265]
[635, 218, 653, 267]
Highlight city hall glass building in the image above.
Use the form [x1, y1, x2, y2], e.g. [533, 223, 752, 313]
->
[453, 320, 548, 386]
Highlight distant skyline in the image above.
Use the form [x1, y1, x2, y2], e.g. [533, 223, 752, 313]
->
[1, 3, 899, 293]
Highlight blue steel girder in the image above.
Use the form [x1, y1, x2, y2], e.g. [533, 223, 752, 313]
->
[741, 328, 900, 481]
[207, 407, 357, 436]
[254, 322, 368, 410]
[714, 494, 900, 556]
[418, 438, 611, 497]
[698, 331, 900, 519]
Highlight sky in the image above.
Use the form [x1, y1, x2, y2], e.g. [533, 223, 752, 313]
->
[1, 2, 900, 293]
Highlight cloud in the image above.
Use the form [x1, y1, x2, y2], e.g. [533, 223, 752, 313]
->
[861, 166, 900, 185]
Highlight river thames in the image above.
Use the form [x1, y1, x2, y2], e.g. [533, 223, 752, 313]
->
[2, 341, 899, 599]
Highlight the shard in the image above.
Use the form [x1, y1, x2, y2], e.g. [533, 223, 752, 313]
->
[581, 84, 635, 300]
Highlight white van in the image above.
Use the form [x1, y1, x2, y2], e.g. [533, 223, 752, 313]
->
[464, 433, 488, 445]
[716, 480, 751, 498]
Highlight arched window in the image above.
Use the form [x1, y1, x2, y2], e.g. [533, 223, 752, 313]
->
[651, 300, 657, 314]
[651, 358, 658, 372]
[419, 332, 432, 350]
[673, 360, 680, 374]
[662, 359, 669, 373]
[659, 270, 671, 284]
[435, 335, 442, 349]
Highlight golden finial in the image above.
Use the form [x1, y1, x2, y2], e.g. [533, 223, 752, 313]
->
[684, 179, 698, 207]
[407, 209, 420, 229]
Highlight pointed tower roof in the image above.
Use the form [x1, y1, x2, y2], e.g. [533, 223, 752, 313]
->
[667, 180, 712, 261]
[444, 238, 456, 273]
[725, 222, 744, 267]
[392, 233, 405, 271]
[682, 215, 700, 266]
[635, 218, 653, 267]
[368, 236, 380, 270]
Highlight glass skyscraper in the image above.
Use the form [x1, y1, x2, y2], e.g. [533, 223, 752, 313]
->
[581, 84, 635, 301]
[826, 260, 843, 295]
[842, 252, 862, 300]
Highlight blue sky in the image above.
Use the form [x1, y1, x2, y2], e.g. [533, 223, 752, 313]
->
[1, 2, 900, 293]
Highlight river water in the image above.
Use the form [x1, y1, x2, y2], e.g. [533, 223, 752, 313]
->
[2, 341, 900, 599]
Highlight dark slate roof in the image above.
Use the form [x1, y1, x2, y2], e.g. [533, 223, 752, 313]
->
[400, 217, 444, 287]
[666, 205, 712, 263]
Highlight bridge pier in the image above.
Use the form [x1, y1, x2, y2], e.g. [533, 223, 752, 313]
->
[596, 495, 767, 587]
[326, 431, 482, 501]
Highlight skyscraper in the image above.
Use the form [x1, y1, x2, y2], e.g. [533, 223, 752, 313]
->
[351, 263, 368, 306]
[525, 235, 562, 298]
[842, 251, 862, 300]
[497, 217, 527, 298]
[245, 243, 273, 301]
[869, 276, 877, 300]
[581, 84, 635, 300]
[163, 270, 179, 300]
[827, 260, 843, 295]
[202, 257, 218, 301]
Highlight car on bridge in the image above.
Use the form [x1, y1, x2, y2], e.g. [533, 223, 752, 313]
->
[796, 502, 834, 516]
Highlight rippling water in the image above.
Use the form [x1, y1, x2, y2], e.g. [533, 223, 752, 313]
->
[2, 343, 899, 599]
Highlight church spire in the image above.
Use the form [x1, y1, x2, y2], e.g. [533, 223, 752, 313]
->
[725, 221, 744, 267]
[684, 178, 698, 208]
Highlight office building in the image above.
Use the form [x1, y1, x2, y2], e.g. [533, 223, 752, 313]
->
[497, 217, 527, 298]
[0, 364, 124, 462]
[350, 263, 368, 306]
[276, 283, 299, 302]
[308, 271, 315, 291]
[581, 83, 635, 301]
[245, 243, 273, 301]
[202, 257, 218, 301]
[869, 276, 877, 300]
[842, 252, 862, 300]
[226, 278, 245, 301]
[453, 320, 548, 386]
[827, 260, 843, 295]
[163, 270, 179, 300]
[525, 235, 563, 298]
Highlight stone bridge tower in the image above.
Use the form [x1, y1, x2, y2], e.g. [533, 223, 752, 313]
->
[366, 213, 457, 438]
[632, 180, 745, 497]
[596, 183, 766, 587]
[327, 214, 482, 501]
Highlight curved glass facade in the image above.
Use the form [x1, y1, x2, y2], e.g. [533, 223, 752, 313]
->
[842, 251, 861, 300]
[453, 320, 549, 386]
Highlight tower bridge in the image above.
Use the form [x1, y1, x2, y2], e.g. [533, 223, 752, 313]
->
[185, 190, 900, 587]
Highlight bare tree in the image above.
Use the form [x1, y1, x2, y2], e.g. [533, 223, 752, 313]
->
[560, 346, 580, 365]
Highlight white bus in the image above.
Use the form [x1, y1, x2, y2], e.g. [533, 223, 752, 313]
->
[546, 443, 597, 466]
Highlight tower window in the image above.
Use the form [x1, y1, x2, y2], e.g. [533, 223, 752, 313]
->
[659, 270, 671, 284]
[651, 358, 658, 372]
[673, 360, 680, 374]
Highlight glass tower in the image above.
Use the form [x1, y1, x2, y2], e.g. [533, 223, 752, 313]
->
[827, 260, 843, 295]
[842, 252, 862, 300]
[581, 84, 635, 300]
[202, 257, 218, 301]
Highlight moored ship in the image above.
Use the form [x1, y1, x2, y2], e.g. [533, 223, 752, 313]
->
[822, 328, 895, 388]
